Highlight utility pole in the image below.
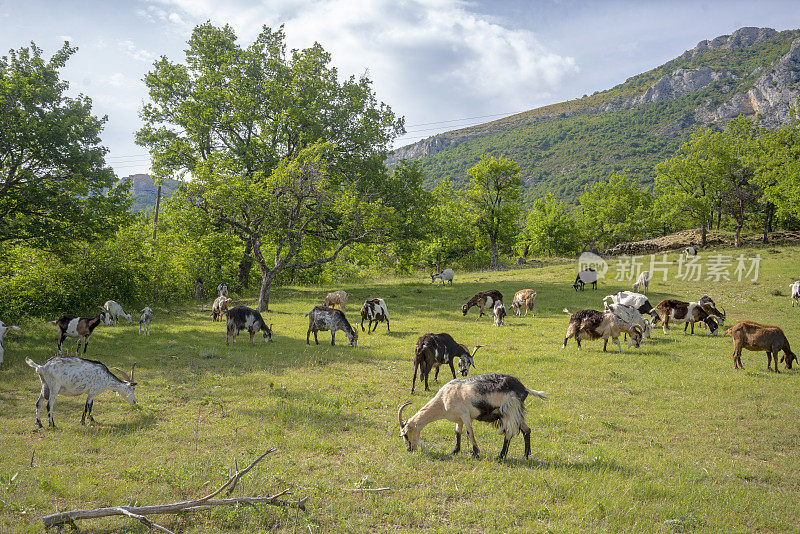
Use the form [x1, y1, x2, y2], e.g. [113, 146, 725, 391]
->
[152, 184, 162, 240]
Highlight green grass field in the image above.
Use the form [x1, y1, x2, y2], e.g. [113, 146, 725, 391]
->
[1, 245, 799, 533]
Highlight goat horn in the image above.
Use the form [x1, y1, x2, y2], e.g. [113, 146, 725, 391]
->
[471, 345, 486, 357]
[398, 401, 411, 428]
[112, 366, 131, 382]
[721, 307, 726, 318]
[130, 363, 136, 383]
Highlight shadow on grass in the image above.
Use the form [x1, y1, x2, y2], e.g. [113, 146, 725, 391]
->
[421, 450, 637, 475]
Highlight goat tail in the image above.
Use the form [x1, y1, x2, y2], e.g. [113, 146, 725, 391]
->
[562, 308, 571, 315]
[25, 357, 39, 370]
[527, 389, 547, 400]
[722, 326, 734, 337]
[45, 320, 57, 325]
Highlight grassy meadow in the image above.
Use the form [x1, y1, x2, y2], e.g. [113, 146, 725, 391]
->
[1, 244, 799, 533]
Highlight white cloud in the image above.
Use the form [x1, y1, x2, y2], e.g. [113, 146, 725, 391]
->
[58, 34, 73, 42]
[97, 72, 127, 87]
[118, 39, 155, 62]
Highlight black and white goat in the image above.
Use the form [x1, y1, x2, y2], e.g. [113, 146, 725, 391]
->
[411, 333, 484, 393]
[0, 319, 20, 365]
[573, 268, 598, 291]
[685, 246, 698, 258]
[226, 306, 273, 345]
[217, 282, 229, 297]
[399, 373, 546, 459]
[462, 290, 503, 318]
[26, 356, 136, 428]
[360, 298, 390, 334]
[603, 291, 659, 322]
[493, 300, 506, 327]
[654, 299, 724, 335]
[306, 306, 358, 346]
[431, 268, 455, 286]
[791, 281, 800, 307]
[562, 308, 643, 353]
[103, 300, 132, 325]
[682, 296, 725, 333]
[139, 306, 153, 336]
[47, 309, 111, 354]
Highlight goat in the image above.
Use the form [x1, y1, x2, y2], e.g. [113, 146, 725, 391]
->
[138, 306, 153, 336]
[573, 268, 598, 291]
[217, 282, 229, 297]
[632, 271, 650, 294]
[360, 298, 390, 334]
[306, 305, 358, 346]
[431, 268, 455, 286]
[411, 333, 484, 393]
[0, 320, 20, 365]
[685, 246, 698, 257]
[791, 281, 800, 307]
[399, 373, 546, 459]
[604, 303, 651, 339]
[103, 300, 132, 325]
[211, 296, 233, 322]
[462, 290, 503, 318]
[684, 297, 726, 333]
[226, 306, 273, 346]
[511, 289, 536, 317]
[603, 291, 659, 322]
[562, 308, 642, 353]
[654, 299, 723, 335]
[493, 300, 506, 327]
[724, 321, 797, 372]
[324, 290, 349, 310]
[26, 356, 136, 428]
[47, 309, 111, 354]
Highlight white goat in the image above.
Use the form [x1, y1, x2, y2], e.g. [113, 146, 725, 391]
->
[103, 300, 132, 325]
[217, 282, 229, 297]
[26, 357, 137, 428]
[791, 281, 800, 307]
[398, 373, 546, 459]
[431, 268, 455, 286]
[632, 271, 650, 294]
[0, 320, 21, 365]
[603, 291, 659, 322]
[324, 290, 349, 310]
[139, 306, 153, 335]
[604, 302, 651, 339]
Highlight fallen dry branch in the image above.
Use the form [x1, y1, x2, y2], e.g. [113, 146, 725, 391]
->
[344, 487, 391, 493]
[42, 448, 306, 531]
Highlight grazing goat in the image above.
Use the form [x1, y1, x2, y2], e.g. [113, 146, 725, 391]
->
[462, 290, 503, 318]
[493, 300, 506, 327]
[632, 271, 650, 294]
[683, 297, 726, 333]
[217, 282, 229, 297]
[0, 320, 20, 365]
[360, 298, 390, 334]
[562, 308, 642, 353]
[791, 281, 800, 307]
[26, 356, 136, 428]
[654, 299, 723, 335]
[511, 289, 536, 317]
[139, 306, 153, 336]
[226, 306, 273, 346]
[306, 306, 358, 346]
[399, 373, 546, 459]
[431, 268, 455, 286]
[411, 333, 484, 393]
[685, 246, 698, 257]
[573, 268, 598, 291]
[103, 300, 132, 325]
[603, 291, 659, 322]
[47, 310, 111, 354]
[604, 303, 651, 339]
[211, 296, 233, 322]
[725, 321, 797, 372]
[324, 290, 349, 310]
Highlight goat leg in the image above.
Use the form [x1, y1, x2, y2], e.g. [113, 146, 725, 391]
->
[452, 423, 462, 454]
[498, 437, 511, 460]
[521, 423, 531, 459]
[448, 361, 456, 380]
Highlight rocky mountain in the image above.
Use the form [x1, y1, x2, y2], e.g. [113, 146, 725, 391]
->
[120, 174, 181, 212]
[391, 27, 800, 202]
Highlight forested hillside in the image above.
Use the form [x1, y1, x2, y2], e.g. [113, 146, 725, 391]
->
[391, 27, 800, 203]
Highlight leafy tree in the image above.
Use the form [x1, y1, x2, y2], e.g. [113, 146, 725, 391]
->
[422, 180, 478, 271]
[753, 112, 800, 225]
[0, 42, 130, 248]
[576, 174, 655, 249]
[521, 193, 578, 256]
[465, 155, 521, 269]
[137, 24, 406, 310]
[718, 116, 761, 246]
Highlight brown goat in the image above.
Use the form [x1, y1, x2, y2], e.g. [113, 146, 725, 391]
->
[462, 290, 503, 318]
[724, 321, 797, 372]
[511, 289, 536, 317]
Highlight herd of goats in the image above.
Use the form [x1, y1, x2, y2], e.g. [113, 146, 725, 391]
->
[0, 266, 798, 460]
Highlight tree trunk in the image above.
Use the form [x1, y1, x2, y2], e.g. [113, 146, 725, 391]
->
[522, 243, 529, 261]
[257, 265, 277, 312]
[436, 252, 441, 274]
[716, 210, 721, 231]
[238, 242, 253, 290]
[735, 224, 743, 247]
[763, 202, 774, 243]
[701, 223, 707, 247]
[490, 237, 499, 270]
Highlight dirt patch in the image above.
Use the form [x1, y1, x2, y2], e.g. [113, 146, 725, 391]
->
[604, 229, 800, 255]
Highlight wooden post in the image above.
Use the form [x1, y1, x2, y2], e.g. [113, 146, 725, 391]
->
[152, 184, 162, 240]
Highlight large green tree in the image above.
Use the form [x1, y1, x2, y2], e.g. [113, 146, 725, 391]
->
[0, 42, 129, 248]
[522, 193, 578, 256]
[465, 155, 521, 269]
[137, 24, 407, 310]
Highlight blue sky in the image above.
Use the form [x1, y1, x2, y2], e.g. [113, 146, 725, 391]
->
[1, 0, 799, 177]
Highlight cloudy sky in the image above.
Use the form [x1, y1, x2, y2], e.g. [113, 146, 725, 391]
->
[2, 0, 799, 177]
